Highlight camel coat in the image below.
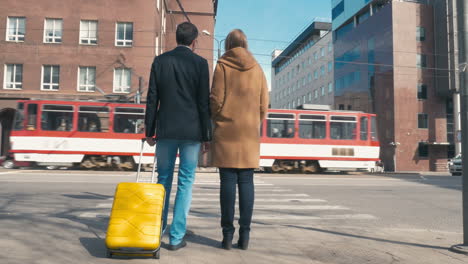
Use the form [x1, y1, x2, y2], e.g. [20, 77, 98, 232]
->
[210, 47, 269, 168]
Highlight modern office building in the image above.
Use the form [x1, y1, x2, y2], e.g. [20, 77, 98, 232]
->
[331, 0, 455, 171]
[271, 21, 334, 109]
[0, 0, 217, 156]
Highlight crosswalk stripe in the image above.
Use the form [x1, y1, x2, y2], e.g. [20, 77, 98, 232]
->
[104, 193, 309, 200]
[78, 212, 376, 220]
[191, 205, 348, 210]
[95, 198, 326, 208]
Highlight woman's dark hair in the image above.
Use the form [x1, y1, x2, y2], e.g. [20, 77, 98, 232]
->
[176, 22, 199, 46]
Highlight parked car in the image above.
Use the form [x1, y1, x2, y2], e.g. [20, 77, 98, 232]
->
[448, 154, 462, 176]
[0, 153, 15, 169]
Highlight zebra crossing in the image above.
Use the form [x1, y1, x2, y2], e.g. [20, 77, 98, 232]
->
[77, 176, 377, 223]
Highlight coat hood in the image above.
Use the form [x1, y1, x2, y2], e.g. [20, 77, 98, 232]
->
[218, 47, 258, 71]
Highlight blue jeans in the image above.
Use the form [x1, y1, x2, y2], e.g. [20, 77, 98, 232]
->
[156, 139, 201, 245]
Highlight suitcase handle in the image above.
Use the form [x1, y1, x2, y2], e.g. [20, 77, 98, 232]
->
[136, 138, 157, 183]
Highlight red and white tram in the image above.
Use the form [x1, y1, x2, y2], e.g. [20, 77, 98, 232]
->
[9, 100, 379, 172]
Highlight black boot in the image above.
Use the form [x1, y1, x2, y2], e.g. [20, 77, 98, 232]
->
[221, 235, 233, 250]
[237, 233, 249, 250]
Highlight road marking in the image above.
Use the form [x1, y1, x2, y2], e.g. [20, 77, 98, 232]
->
[104, 193, 310, 200]
[0, 171, 17, 175]
[191, 205, 348, 210]
[78, 212, 376, 220]
[251, 214, 377, 220]
[95, 198, 326, 208]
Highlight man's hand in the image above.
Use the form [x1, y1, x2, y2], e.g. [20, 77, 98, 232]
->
[201, 142, 210, 153]
[146, 137, 156, 146]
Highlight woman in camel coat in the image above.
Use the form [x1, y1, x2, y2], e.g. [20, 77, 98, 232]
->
[210, 29, 269, 250]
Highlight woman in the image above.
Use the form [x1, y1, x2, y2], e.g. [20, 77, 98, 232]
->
[210, 29, 269, 250]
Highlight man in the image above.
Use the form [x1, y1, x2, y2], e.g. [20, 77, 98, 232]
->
[144, 22, 211, 251]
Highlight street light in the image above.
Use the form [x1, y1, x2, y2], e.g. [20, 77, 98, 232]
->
[202, 30, 224, 60]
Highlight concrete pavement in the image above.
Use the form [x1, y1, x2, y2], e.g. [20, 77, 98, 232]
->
[0, 169, 467, 263]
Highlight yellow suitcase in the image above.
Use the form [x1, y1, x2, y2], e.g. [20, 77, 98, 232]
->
[105, 139, 165, 259]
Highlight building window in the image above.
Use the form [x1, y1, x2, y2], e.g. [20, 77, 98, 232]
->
[78, 66, 96, 92]
[4, 64, 23, 89]
[6, 17, 25, 42]
[328, 61, 333, 72]
[332, 0, 345, 20]
[308, 73, 312, 82]
[314, 90, 318, 98]
[314, 52, 318, 60]
[418, 113, 428, 129]
[80, 20, 98, 45]
[417, 54, 427, 68]
[308, 57, 312, 65]
[418, 142, 429, 157]
[339, 104, 344, 110]
[41, 65, 60, 91]
[321, 86, 325, 96]
[308, 93, 312, 101]
[314, 70, 318, 79]
[416, 27, 425, 41]
[328, 82, 333, 93]
[328, 42, 332, 52]
[418, 84, 427, 99]
[321, 66, 325, 76]
[114, 68, 131, 93]
[116, 22, 133, 47]
[321, 47, 325, 57]
[44, 18, 63, 43]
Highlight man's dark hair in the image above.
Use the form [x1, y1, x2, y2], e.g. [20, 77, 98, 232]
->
[176, 22, 199, 46]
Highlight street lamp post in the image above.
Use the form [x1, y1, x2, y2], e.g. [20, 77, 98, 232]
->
[202, 30, 224, 60]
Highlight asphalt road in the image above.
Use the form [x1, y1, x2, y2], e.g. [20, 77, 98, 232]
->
[0, 169, 466, 264]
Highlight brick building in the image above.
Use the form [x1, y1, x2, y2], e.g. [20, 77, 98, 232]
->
[0, 0, 218, 156]
[331, 0, 454, 171]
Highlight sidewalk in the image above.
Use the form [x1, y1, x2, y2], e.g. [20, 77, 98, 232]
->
[150, 222, 466, 264]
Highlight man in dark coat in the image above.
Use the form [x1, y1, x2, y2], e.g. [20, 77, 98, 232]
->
[144, 22, 211, 251]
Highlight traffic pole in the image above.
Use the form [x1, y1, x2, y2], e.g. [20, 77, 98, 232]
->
[451, 0, 468, 255]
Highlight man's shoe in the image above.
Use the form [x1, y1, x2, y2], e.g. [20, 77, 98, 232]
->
[168, 240, 187, 251]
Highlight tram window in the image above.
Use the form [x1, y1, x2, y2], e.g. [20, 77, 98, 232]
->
[299, 115, 326, 139]
[360, 117, 368, 140]
[27, 104, 38, 131]
[13, 102, 25, 131]
[114, 108, 145, 134]
[371, 116, 378, 141]
[78, 106, 109, 133]
[41, 105, 74, 131]
[330, 116, 357, 140]
[267, 119, 295, 138]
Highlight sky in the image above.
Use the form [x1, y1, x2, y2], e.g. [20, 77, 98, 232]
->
[214, 0, 332, 90]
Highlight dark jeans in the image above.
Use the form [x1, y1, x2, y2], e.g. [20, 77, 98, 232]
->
[219, 168, 255, 238]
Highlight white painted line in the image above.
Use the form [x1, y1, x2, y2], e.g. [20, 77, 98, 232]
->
[95, 198, 326, 208]
[191, 205, 348, 210]
[252, 214, 377, 220]
[189, 198, 327, 203]
[0, 171, 17, 175]
[104, 193, 310, 200]
[78, 212, 376, 220]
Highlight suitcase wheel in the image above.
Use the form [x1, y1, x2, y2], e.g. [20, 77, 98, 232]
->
[106, 250, 112, 258]
[153, 250, 160, 259]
